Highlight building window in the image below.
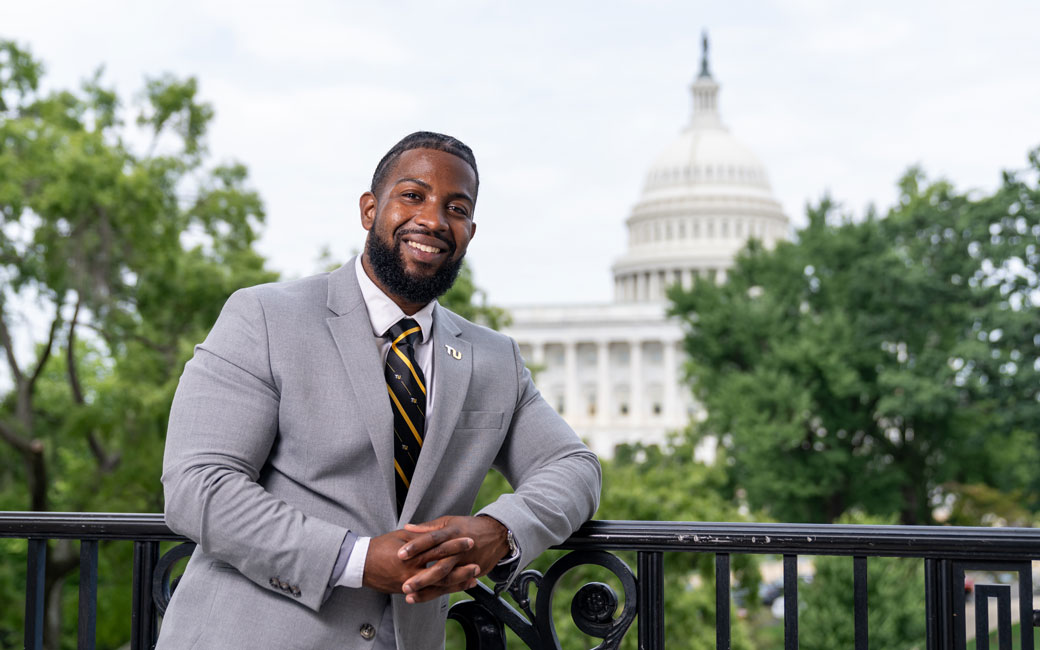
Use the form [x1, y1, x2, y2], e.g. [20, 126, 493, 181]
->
[619, 403, 629, 415]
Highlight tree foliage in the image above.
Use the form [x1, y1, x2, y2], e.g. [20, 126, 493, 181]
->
[0, 41, 275, 648]
[800, 515, 926, 650]
[669, 153, 1040, 525]
[439, 262, 511, 330]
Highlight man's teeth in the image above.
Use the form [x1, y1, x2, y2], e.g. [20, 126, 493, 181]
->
[407, 241, 442, 254]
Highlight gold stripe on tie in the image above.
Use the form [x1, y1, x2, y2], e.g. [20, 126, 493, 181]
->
[387, 385, 423, 446]
[390, 343, 427, 395]
[394, 459, 409, 487]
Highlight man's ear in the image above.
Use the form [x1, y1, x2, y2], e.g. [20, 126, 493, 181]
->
[360, 191, 377, 231]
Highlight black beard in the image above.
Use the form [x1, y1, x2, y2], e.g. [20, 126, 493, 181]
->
[365, 228, 464, 306]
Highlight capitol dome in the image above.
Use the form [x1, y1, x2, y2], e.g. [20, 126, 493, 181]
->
[612, 36, 788, 302]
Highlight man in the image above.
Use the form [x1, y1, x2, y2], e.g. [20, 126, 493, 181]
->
[157, 131, 601, 649]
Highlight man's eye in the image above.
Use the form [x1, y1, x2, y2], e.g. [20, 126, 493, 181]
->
[448, 205, 469, 216]
[402, 191, 421, 200]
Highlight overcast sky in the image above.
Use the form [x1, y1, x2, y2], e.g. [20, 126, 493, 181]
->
[4, 0, 1040, 305]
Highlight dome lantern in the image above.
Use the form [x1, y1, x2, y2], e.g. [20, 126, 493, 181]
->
[690, 32, 721, 128]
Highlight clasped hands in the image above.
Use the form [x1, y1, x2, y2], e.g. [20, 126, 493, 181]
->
[363, 515, 509, 604]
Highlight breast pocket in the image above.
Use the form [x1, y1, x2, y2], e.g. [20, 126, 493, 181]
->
[455, 410, 504, 431]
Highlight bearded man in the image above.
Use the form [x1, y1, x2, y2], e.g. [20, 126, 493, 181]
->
[157, 131, 601, 649]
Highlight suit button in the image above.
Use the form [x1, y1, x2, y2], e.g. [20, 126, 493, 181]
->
[291, 586, 301, 598]
[268, 577, 279, 588]
[278, 580, 290, 592]
[359, 623, 376, 640]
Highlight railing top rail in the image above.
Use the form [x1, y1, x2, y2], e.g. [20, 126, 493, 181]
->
[0, 512, 183, 541]
[561, 520, 1040, 559]
[2, 513, 1038, 559]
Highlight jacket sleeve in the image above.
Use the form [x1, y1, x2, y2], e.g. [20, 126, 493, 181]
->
[476, 340, 602, 585]
[161, 288, 349, 612]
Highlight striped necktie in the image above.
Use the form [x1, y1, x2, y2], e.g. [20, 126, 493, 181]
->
[384, 318, 426, 513]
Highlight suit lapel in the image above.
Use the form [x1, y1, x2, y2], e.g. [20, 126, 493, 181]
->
[400, 306, 472, 524]
[325, 261, 397, 528]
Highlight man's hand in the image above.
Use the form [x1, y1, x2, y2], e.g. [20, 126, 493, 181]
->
[397, 515, 511, 602]
[362, 527, 480, 600]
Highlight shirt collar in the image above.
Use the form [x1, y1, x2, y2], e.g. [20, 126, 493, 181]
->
[354, 255, 435, 343]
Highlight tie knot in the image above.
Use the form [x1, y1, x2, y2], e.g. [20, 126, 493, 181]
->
[386, 318, 422, 346]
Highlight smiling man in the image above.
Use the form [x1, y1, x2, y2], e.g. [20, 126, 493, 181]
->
[158, 132, 601, 649]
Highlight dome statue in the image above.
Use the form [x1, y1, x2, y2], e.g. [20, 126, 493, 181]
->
[612, 33, 788, 302]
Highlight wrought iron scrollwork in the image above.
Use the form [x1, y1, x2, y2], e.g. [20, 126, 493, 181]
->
[151, 541, 196, 616]
[448, 550, 637, 649]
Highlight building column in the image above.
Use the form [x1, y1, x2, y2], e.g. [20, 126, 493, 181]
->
[649, 270, 661, 301]
[682, 268, 694, 290]
[530, 340, 546, 371]
[629, 340, 643, 425]
[596, 341, 610, 425]
[564, 340, 579, 422]
[663, 339, 679, 424]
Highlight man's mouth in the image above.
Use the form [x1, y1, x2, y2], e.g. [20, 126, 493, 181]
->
[406, 241, 444, 254]
[397, 228, 455, 262]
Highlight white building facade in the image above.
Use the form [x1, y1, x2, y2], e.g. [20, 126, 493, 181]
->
[503, 40, 788, 457]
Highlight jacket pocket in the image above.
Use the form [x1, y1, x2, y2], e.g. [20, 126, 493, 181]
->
[455, 410, 504, 430]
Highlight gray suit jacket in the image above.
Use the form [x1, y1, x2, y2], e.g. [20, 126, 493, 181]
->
[157, 261, 601, 649]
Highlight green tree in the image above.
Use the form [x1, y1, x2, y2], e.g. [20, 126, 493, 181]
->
[439, 263, 511, 330]
[0, 41, 275, 648]
[669, 152, 1040, 525]
[800, 515, 926, 650]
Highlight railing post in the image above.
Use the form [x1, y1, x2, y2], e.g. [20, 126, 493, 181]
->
[853, 556, 867, 650]
[25, 538, 46, 650]
[78, 540, 98, 650]
[783, 554, 798, 650]
[926, 558, 956, 650]
[131, 541, 160, 650]
[637, 551, 664, 650]
[715, 553, 731, 650]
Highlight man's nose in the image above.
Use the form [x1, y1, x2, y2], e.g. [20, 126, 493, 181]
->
[412, 201, 449, 231]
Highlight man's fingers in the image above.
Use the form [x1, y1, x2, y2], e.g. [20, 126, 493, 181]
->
[403, 522, 438, 533]
[397, 526, 465, 560]
[402, 561, 479, 596]
[401, 557, 459, 594]
[402, 515, 453, 534]
[408, 536, 474, 566]
[403, 564, 481, 603]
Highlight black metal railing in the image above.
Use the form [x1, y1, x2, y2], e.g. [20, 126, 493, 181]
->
[2, 512, 1038, 649]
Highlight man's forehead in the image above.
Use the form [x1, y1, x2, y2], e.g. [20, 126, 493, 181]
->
[391, 149, 474, 178]
[386, 149, 477, 195]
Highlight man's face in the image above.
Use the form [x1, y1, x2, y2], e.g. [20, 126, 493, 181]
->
[360, 148, 478, 311]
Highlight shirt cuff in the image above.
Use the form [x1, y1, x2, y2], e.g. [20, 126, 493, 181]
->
[334, 535, 370, 589]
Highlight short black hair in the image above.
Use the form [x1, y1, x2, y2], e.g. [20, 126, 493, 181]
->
[370, 131, 479, 199]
